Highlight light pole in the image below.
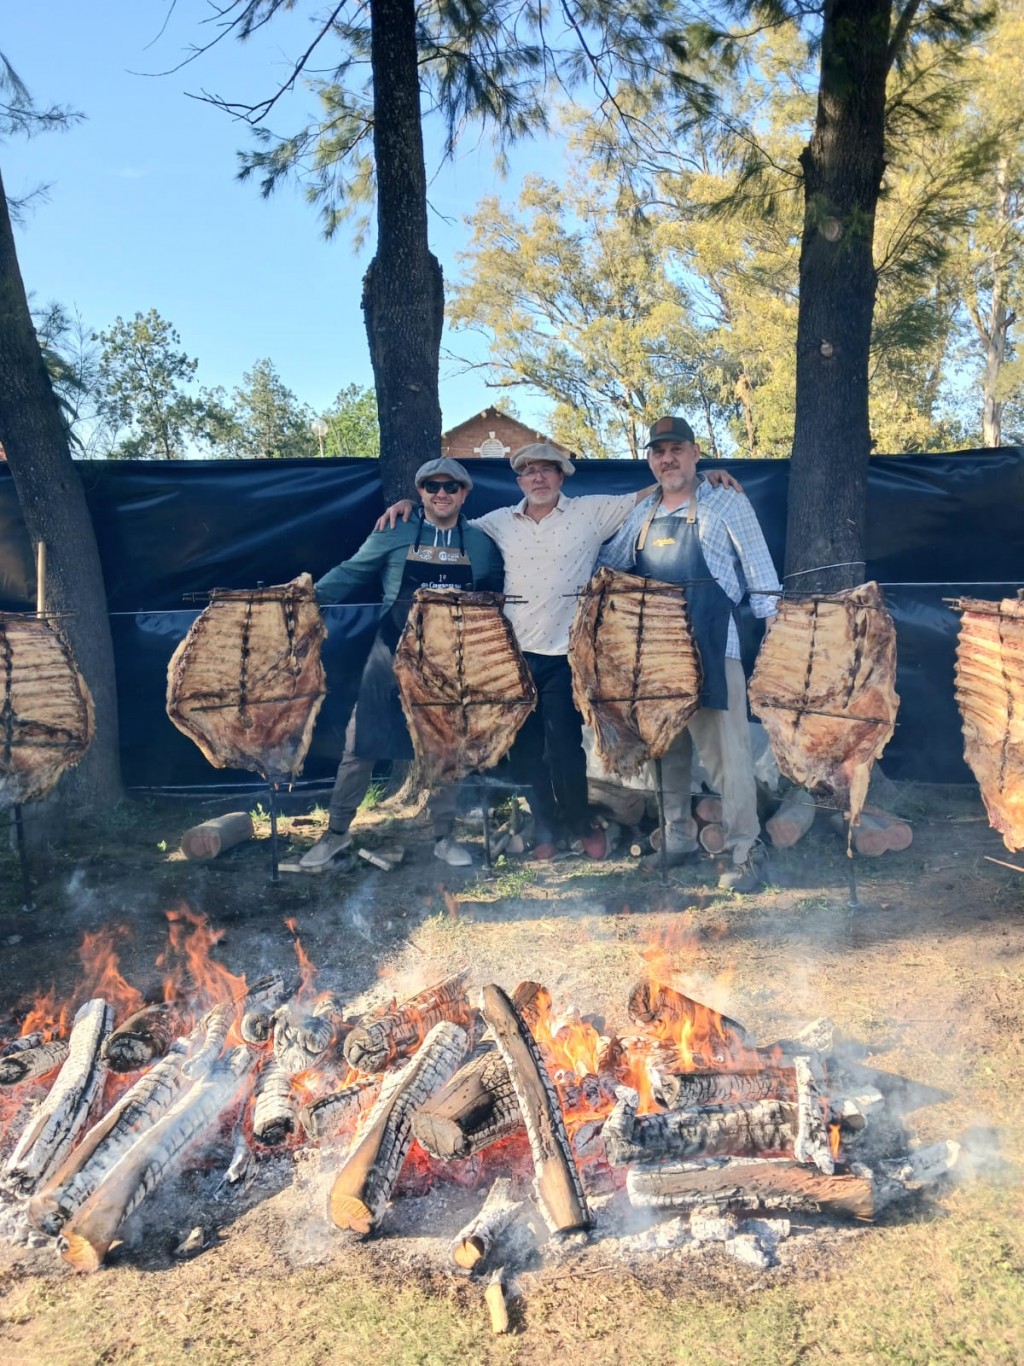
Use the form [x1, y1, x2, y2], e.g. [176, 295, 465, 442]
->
[310, 417, 328, 458]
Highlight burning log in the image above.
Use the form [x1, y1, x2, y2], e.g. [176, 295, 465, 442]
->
[328, 1019, 468, 1236]
[479, 983, 590, 1236]
[102, 1002, 183, 1073]
[273, 993, 342, 1074]
[27, 1041, 193, 1235]
[646, 1061, 797, 1112]
[765, 786, 817, 848]
[343, 969, 472, 1073]
[412, 1044, 523, 1159]
[0, 1038, 70, 1087]
[625, 1159, 876, 1220]
[603, 1087, 795, 1166]
[1, 1030, 43, 1055]
[794, 1056, 835, 1175]
[556, 1070, 619, 1112]
[58, 1045, 257, 1273]
[627, 980, 753, 1056]
[182, 1002, 236, 1079]
[3, 998, 113, 1194]
[240, 973, 291, 1045]
[450, 1176, 524, 1271]
[298, 1077, 381, 1141]
[252, 1059, 297, 1146]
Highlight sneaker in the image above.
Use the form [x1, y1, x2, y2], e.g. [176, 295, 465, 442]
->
[717, 842, 768, 894]
[434, 837, 473, 867]
[299, 829, 353, 870]
[573, 825, 609, 860]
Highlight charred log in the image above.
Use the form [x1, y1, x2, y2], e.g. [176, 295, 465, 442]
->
[329, 1020, 468, 1235]
[794, 1055, 835, 1174]
[479, 983, 590, 1235]
[450, 1176, 523, 1271]
[603, 1087, 795, 1166]
[343, 969, 471, 1073]
[252, 1059, 296, 1146]
[0, 1038, 70, 1086]
[412, 1043, 523, 1159]
[58, 1046, 256, 1273]
[102, 1002, 183, 1073]
[627, 979, 752, 1056]
[240, 973, 292, 1046]
[273, 993, 342, 1075]
[4, 998, 113, 1194]
[298, 1077, 381, 1141]
[625, 1158, 875, 1220]
[646, 1062, 797, 1112]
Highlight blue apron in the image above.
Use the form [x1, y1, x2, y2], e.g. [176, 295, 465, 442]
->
[353, 515, 474, 758]
[633, 492, 732, 711]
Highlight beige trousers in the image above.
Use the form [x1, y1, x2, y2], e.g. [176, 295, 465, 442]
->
[659, 657, 760, 865]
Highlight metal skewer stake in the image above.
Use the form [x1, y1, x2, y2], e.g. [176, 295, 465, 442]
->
[654, 757, 669, 887]
[267, 782, 280, 883]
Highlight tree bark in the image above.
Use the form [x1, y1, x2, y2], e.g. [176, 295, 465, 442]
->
[981, 156, 1011, 448]
[362, 0, 445, 504]
[0, 163, 122, 805]
[785, 0, 893, 593]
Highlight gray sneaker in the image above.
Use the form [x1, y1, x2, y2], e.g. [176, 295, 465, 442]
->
[299, 829, 353, 870]
[717, 842, 768, 894]
[434, 837, 473, 867]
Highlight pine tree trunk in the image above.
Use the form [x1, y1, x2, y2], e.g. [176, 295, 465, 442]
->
[362, 0, 445, 505]
[785, 0, 892, 594]
[0, 162, 122, 806]
[981, 156, 1011, 448]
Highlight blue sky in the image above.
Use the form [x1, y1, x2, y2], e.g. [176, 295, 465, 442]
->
[3, 0, 555, 434]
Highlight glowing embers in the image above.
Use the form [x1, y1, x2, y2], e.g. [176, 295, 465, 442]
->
[951, 592, 1024, 851]
[749, 582, 899, 832]
[166, 574, 326, 783]
[0, 613, 94, 807]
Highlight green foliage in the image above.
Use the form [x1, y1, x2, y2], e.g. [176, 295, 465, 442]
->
[94, 309, 233, 460]
[221, 357, 315, 458]
[319, 383, 380, 458]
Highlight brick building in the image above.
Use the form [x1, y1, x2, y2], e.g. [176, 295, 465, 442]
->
[440, 407, 575, 464]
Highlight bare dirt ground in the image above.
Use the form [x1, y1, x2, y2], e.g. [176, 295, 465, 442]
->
[1, 781, 1023, 1365]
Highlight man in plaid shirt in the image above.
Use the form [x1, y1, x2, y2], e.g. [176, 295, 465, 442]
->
[597, 416, 781, 893]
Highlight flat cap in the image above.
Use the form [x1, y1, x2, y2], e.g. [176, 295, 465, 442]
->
[509, 442, 575, 476]
[414, 456, 473, 490]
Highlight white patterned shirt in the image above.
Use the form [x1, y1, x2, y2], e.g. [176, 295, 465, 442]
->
[596, 477, 781, 659]
[471, 492, 636, 653]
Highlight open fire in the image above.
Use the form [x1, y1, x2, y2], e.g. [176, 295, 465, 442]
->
[0, 908, 960, 1300]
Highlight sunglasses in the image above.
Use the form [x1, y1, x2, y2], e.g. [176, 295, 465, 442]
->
[421, 479, 463, 494]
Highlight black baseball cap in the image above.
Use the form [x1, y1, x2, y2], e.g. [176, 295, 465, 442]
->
[645, 416, 696, 447]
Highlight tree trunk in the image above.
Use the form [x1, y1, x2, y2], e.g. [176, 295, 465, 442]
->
[362, 0, 445, 504]
[0, 162, 121, 807]
[785, 0, 893, 593]
[981, 156, 1011, 448]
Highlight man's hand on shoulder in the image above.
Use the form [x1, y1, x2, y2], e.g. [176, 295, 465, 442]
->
[703, 466, 745, 494]
[373, 499, 415, 532]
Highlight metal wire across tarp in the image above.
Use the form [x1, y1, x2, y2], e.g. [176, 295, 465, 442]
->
[1, 449, 1022, 788]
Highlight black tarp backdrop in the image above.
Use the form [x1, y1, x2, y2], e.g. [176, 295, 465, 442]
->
[1, 450, 1021, 790]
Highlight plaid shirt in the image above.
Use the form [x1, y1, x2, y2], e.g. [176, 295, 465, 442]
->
[596, 477, 781, 660]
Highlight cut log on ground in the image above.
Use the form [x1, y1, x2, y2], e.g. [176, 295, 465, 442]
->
[0, 1038, 69, 1086]
[603, 1087, 795, 1165]
[298, 1078, 381, 1141]
[485, 1268, 510, 1334]
[765, 787, 817, 848]
[252, 1058, 297, 1146]
[693, 794, 723, 825]
[698, 822, 727, 854]
[625, 1158, 876, 1220]
[329, 1020, 468, 1235]
[4, 998, 113, 1194]
[646, 1061, 797, 1112]
[180, 811, 254, 861]
[27, 1040, 192, 1235]
[102, 1002, 184, 1073]
[58, 1046, 257, 1273]
[480, 984, 590, 1236]
[412, 1043, 523, 1159]
[449, 1176, 523, 1271]
[343, 969, 471, 1073]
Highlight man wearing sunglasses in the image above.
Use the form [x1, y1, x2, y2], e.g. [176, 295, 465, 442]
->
[301, 457, 503, 870]
[378, 440, 742, 862]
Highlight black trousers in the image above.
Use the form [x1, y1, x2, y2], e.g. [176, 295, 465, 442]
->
[507, 652, 590, 839]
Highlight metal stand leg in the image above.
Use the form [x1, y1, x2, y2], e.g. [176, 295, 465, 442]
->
[843, 809, 861, 909]
[13, 804, 34, 911]
[268, 783, 280, 884]
[654, 758, 668, 887]
[481, 778, 493, 869]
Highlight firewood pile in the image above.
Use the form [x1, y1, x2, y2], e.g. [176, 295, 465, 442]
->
[0, 913, 960, 1303]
